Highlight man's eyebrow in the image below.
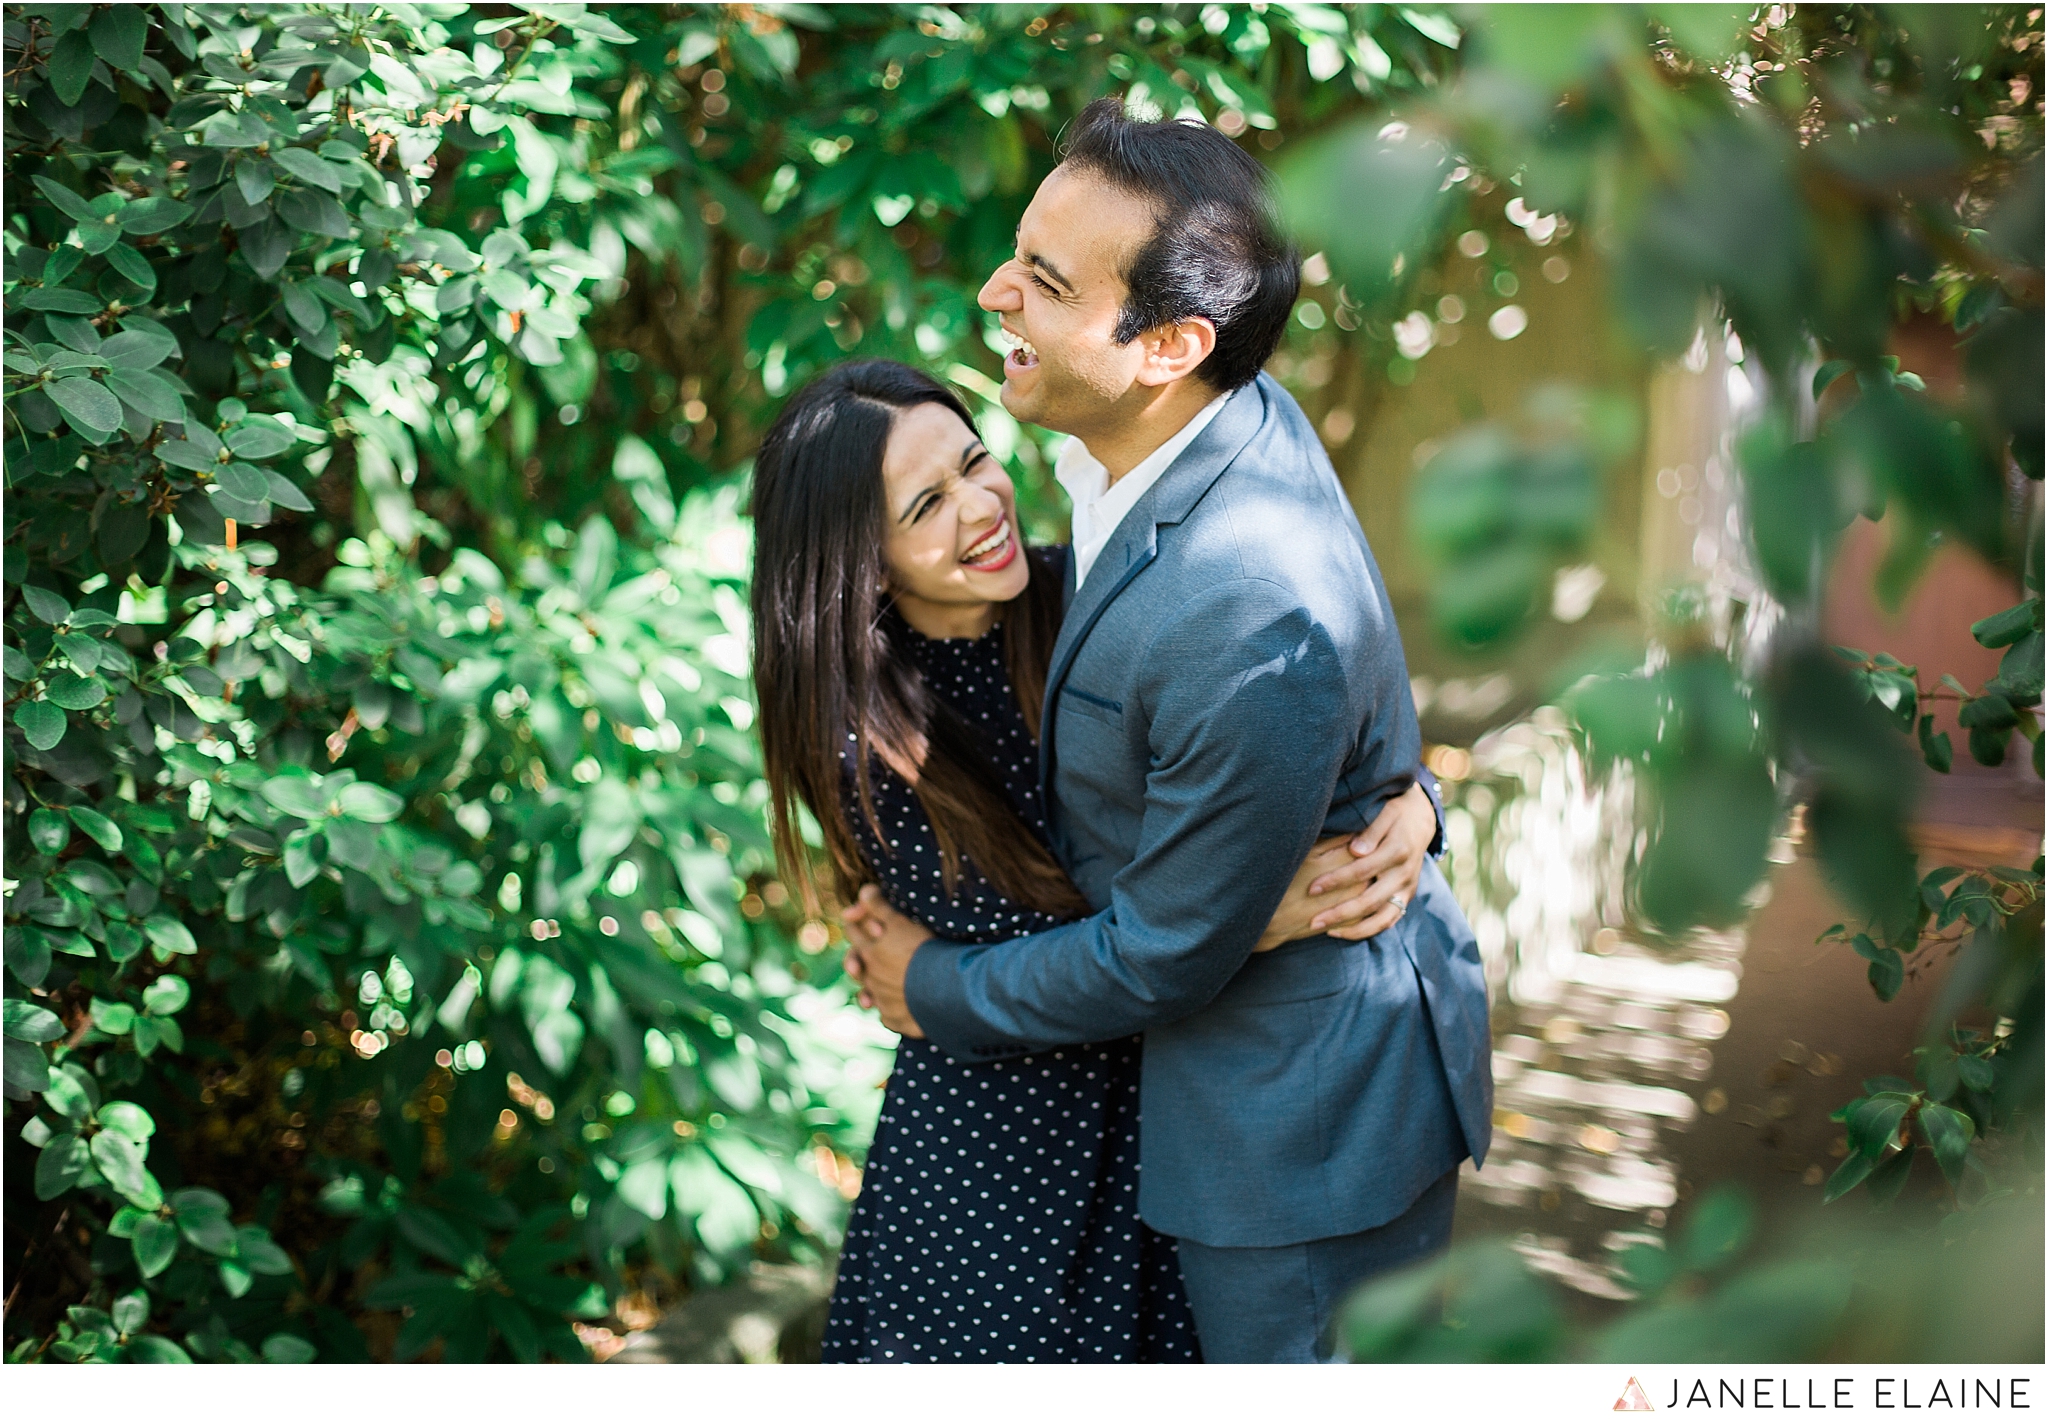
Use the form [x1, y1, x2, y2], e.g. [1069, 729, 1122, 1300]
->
[1015, 227, 1074, 293]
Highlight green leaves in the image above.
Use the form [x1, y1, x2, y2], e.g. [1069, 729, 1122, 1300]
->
[142, 974, 191, 1016]
[1281, 118, 1456, 307]
[171, 1188, 238, 1255]
[1918, 1103, 1976, 1187]
[224, 419, 296, 460]
[273, 146, 346, 193]
[44, 672, 108, 710]
[47, 28, 97, 105]
[1858, 935, 1906, 1002]
[32, 176, 99, 227]
[90, 4, 150, 72]
[259, 775, 328, 819]
[45, 376, 125, 439]
[69, 804, 124, 852]
[20, 585, 71, 624]
[338, 782, 405, 822]
[1407, 401, 1622, 650]
[1742, 424, 1846, 603]
[16, 700, 67, 751]
[5, 998, 65, 1043]
[276, 188, 351, 237]
[132, 1215, 180, 1278]
[36, 1133, 99, 1199]
[1568, 645, 1776, 932]
[27, 807, 71, 855]
[1977, 597, 2045, 710]
[1845, 1092, 1913, 1160]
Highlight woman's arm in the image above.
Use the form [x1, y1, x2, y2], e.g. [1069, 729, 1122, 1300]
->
[1254, 779, 1439, 952]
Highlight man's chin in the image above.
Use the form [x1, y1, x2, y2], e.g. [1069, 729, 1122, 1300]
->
[999, 376, 1050, 427]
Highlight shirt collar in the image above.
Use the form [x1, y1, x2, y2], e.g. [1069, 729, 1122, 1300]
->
[1054, 390, 1231, 510]
[1054, 390, 1230, 589]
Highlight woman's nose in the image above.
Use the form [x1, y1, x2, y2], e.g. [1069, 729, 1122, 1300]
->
[977, 262, 1022, 313]
[960, 480, 1003, 525]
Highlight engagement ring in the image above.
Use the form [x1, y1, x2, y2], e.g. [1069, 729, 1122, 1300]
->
[1390, 894, 1407, 919]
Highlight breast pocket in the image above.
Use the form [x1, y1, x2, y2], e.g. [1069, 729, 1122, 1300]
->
[1059, 683, 1125, 727]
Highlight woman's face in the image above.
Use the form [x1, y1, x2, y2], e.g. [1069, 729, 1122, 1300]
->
[879, 401, 1030, 639]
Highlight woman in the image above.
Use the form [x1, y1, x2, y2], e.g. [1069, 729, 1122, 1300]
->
[750, 360, 1436, 1362]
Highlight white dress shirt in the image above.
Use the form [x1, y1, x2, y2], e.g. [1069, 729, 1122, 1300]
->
[1054, 392, 1230, 591]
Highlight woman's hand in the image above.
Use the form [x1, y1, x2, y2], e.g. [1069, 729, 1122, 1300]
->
[1254, 780, 1439, 951]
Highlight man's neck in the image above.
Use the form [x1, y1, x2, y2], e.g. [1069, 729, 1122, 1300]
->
[1077, 379, 1221, 486]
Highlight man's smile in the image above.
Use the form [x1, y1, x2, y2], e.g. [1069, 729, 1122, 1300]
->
[1000, 325, 1039, 374]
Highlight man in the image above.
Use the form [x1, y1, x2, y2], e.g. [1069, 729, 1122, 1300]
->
[843, 99, 1493, 1364]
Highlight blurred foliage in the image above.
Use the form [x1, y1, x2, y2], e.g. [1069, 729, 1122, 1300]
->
[1340, 1182, 2044, 1363]
[1281, 3, 2042, 1220]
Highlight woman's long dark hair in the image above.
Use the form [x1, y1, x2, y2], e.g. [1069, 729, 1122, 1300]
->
[750, 360, 1087, 920]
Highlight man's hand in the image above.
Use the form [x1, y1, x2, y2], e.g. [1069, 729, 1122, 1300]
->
[1306, 779, 1438, 941]
[839, 884, 929, 1038]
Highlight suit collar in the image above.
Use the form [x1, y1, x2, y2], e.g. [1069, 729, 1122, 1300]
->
[1037, 377, 1272, 786]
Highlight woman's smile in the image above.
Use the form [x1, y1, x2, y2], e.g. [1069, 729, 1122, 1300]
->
[960, 516, 1017, 572]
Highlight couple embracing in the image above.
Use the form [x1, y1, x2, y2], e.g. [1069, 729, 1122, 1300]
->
[746, 100, 1493, 1364]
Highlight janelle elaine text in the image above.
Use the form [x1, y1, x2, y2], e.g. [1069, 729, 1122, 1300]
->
[1663, 1376, 2032, 1409]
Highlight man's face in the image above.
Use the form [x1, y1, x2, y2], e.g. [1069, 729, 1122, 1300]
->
[976, 164, 1159, 437]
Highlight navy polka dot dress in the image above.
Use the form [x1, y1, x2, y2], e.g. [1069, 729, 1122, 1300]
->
[821, 612, 1201, 1364]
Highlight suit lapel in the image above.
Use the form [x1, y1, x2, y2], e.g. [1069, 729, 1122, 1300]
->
[1037, 379, 1272, 793]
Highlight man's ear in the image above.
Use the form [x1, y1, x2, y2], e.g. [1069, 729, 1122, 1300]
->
[1134, 315, 1218, 388]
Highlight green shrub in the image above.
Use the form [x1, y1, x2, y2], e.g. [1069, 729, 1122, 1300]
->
[3, 2, 886, 1364]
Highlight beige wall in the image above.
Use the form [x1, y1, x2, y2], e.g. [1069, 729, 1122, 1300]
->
[1305, 241, 1652, 739]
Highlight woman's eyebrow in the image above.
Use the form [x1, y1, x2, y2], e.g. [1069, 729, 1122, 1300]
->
[896, 442, 988, 521]
[897, 477, 947, 523]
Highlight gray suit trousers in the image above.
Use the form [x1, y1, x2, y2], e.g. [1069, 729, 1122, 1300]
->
[1174, 1166, 1460, 1363]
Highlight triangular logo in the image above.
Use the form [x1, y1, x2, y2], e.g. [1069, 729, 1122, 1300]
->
[1614, 1377, 1655, 1412]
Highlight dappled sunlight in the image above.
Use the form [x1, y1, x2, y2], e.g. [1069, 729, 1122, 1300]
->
[1441, 708, 1777, 1298]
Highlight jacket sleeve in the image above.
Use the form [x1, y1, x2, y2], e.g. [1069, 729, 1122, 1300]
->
[1415, 764, 1448, 859]
[903, 577, 1355, 1057]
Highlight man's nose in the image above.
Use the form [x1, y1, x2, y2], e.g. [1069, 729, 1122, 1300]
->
[978, 262, 1021, 313]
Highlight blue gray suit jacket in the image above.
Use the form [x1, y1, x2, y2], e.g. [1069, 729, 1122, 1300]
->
[903, 373, 1493, 1249]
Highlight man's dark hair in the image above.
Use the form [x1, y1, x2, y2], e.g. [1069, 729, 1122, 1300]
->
[1059, 96, 1300, 392]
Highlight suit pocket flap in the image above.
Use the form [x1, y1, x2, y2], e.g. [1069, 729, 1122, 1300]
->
[1207, 938, 1351, 1008]
[1059, 683, 1124, 725]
